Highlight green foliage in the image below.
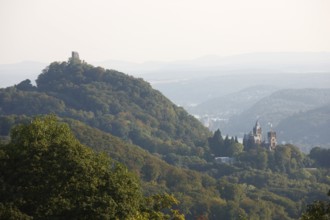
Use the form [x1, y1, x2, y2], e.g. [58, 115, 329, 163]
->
[208, 129, 224, 156]
[0, 60, 211, 164]
[0, 87, 66, 115]
[0, 115, 142, 218]
[63, 117, 222, 219]
[0, 115, 30, 136]
[208, 129, 243, 157]
[142, 159, 161, 182]
[15, 79, 36, 91]
[217, 180, 246, 202]
[0, 113, 329, 219]
[1, 58, 330, 219]
[141, 193, 185, 220]
[301, 190, 330, 220]
[1, 114, 329, 219]
[272, 145, 305, 173]
[237, 144, 306, 173]
[309, 147, 330, 167]
[0, 203, 32, 220]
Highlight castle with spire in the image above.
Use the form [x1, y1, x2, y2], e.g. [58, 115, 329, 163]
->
[243, 120, 277, 150]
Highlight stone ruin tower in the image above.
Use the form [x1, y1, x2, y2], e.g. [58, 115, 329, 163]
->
[72, 51, 79, 59]
[71, 51, 80, 63]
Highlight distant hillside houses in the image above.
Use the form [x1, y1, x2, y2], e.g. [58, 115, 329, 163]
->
[215, 157, 235, 165]
[243, 120, 277, 150]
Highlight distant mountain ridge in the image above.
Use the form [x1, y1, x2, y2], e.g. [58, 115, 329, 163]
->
[2, 51, 330, 87]
[220, 88, 330, 151]
[275, 103, 330, 151]
[2, 52, 330, 111]
[190, 85, 279, 117]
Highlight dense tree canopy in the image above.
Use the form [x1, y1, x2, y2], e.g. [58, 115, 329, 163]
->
[0, 115, 329, 219]
[301, 190, 330, 220]
[309, 147, 330, 167]
[208, 129, 243, 157]
[0, 57, 329, 219]
[0, 60, 211, 165]
[0, 115, 182, 219]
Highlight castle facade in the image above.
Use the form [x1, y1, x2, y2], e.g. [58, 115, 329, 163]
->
[243, 120, 277, 150]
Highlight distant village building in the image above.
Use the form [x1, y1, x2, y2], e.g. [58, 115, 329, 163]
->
[243, 120, 277, 150]
[215, 157, 235, 165]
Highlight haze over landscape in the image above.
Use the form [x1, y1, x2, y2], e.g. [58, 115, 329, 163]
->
[1, 0, 330, 64]
[1, 0, 330, 219]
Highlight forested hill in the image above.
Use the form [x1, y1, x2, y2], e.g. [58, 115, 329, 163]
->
[2, 57, 330, 219]
[0, 58, 211, 159]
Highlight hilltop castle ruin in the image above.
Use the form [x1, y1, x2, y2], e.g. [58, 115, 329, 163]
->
[70, 51, 81, 64]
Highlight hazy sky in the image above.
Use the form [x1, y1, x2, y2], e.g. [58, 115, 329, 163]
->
[1, 0, 330, 64]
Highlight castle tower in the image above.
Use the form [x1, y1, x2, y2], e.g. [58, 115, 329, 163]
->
[252, 120, 262, 145]
[72, 51, 80, 60]
[70, 51, 80, 63]
[267, 131, 277, 150]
